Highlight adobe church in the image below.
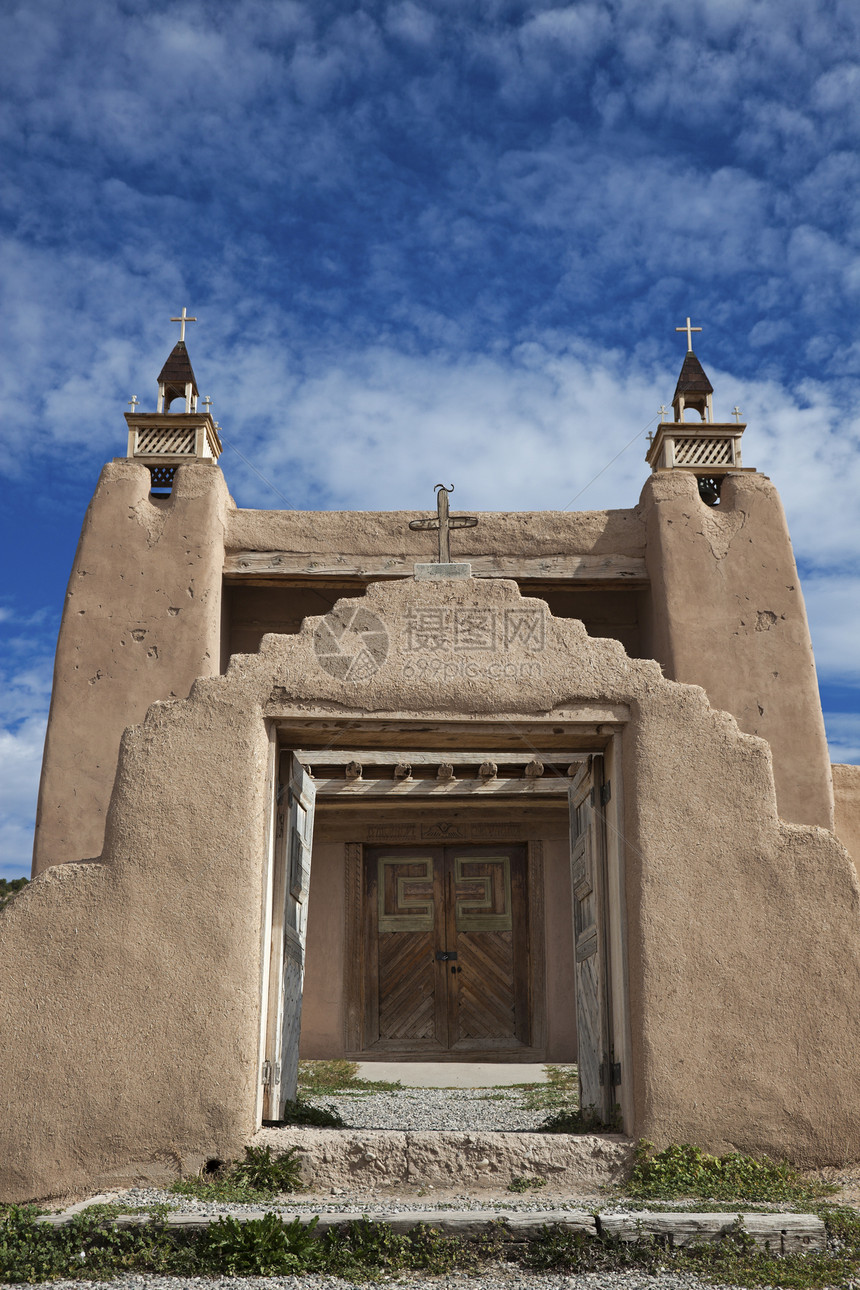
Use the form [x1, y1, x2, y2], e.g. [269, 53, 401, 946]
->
[1, 314, 859, 1202]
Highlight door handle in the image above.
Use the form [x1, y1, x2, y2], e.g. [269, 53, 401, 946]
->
[436, 951, 458, 961]
[450, 965, 461, 974]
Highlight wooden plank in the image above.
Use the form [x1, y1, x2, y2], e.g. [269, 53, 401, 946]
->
[295, 750, 580, 766]
[599, 1213, 825, 1253]
[224, 550, 648, 585]
[311, 777, 570, 797]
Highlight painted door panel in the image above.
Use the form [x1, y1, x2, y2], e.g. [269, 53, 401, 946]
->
[364, 844, 529, 1054]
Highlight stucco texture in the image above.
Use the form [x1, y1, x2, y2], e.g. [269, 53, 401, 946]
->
[33, 461, 230, 874]
[642, 470, 832, 830]
[834, 764, 860, 867]
[226, 506, 646, 559]
[3, 576, 859, 1201]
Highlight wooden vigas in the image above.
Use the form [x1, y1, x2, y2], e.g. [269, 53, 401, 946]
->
[363, 844, 530, 1057]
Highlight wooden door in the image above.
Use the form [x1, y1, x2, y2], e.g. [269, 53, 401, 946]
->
[569, 757, 612, 1121]
[364, 844, 529, 1056]
[262, 753, 316, 1120]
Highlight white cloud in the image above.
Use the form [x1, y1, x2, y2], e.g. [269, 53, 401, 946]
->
[0, 716, 46, 881]
[825, 714, 860, 766]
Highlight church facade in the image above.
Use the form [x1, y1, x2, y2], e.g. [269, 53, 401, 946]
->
[1, 326, 859, 1201]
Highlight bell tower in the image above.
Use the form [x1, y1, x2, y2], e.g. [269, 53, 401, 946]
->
[124, 308, 222, 495]
[645, 317, 749, 506]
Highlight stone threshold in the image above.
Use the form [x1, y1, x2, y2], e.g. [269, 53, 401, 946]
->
[36, 1207, 825, 1253]
[250, 1127, 636, 1191]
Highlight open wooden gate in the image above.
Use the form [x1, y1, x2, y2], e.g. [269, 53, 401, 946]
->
[569, 756, 613, 1122]
[262, 753, 316, 1120]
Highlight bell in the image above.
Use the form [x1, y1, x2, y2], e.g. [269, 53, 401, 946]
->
[698, 476, 721, 507]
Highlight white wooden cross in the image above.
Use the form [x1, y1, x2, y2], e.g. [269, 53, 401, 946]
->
[202, 396, 213, 416]
[127, 395, 139, 412]
[733, 405, 742, 423]
[409, 484, 478, 563]
[170, 308, 197, 342]
[659, 404, 667, 422]
[675, 316, 702, 351]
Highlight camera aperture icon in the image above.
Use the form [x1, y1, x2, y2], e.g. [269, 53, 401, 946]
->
[313, 605, 389, 683]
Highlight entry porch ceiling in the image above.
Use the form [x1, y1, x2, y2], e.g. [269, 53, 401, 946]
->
[274, 711, 627, 754]
[297, 749, 580, 798]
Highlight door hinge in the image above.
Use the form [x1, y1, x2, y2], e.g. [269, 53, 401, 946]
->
[599, 1057, 622, 1086]
[261, 1061, 280, 1088]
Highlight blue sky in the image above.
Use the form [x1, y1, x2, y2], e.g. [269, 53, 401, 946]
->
[2, 0, 859, 880]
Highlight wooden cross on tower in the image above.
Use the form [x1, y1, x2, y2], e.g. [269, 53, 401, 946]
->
[170, 307, 197, 342]
[675, 316, 702, 352]
[409, 484, 478, 563]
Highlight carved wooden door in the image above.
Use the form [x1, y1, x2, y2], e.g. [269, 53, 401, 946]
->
[363, 844, 529, 1055]
[569, 757, 612, 1121]
[262, 753, 316, 1120]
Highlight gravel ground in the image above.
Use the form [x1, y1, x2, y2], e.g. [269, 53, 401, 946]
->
[113, 1187, 608, 1215]
[298, 1087, 550, 1133]
[0, 1274, 743, 1290]
[299, 1088, 551, 1130]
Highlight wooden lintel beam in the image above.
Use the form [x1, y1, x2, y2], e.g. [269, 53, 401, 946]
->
[295, 750, 581, 766]
[224, 551, 648, 584]
[311, 777, 570, 797]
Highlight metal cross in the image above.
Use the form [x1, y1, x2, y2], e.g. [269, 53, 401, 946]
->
[170, 307, 197, 342]
[127, 395, 139, 412]
[733, 405, 742, 423]
[409, 484, 478, 563]
[675, 316, 702, 351]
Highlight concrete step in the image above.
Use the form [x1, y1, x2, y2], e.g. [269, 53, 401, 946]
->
[36, 1207, 826, 1253]
[250, 1126, 636, 1192]
[353, 1061, 551, 1087]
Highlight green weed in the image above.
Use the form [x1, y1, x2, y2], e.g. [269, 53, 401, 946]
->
[320, 1217, 467, 1278]
[298, 1058, 402, 1095]
[170, 1144, 303, 1201]
[3, 1207, 860, 1287]
[199, 1213, 319, 1276]
[625, 1141, 837, 1204]
[539, 1102, 620, 1134]
[513, 1063, 579, 1113]
[521, 1220, 860, 1289]
[508, 1175, 548, 1193]
[279, 1096, 345, 1127]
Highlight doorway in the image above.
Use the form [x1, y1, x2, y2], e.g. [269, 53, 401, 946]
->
[361, 843, 531, 1058]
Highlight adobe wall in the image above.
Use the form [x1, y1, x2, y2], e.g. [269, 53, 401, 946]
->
[834, 763, 860, 866]
[641, 470, 833, 830]
[32, 461, 230, 874]
[34, 458, 831, 888]
[3, 575, 858, 1201]
[226, 505, 646, 559]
